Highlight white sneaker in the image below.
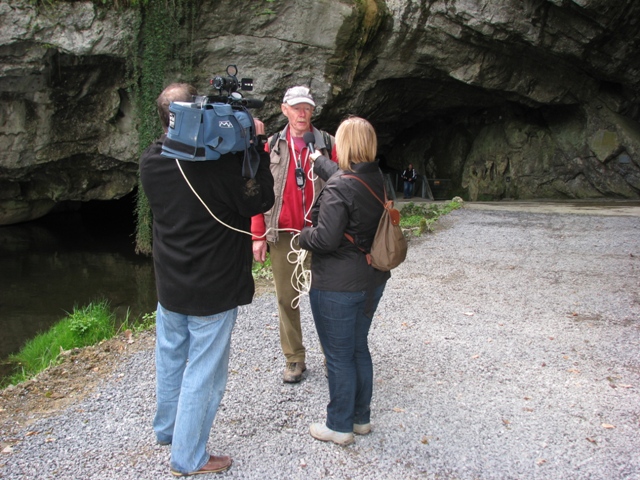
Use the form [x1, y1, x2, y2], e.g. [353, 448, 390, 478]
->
[309, 423, 354, 445]
[353, 423, 371, 435]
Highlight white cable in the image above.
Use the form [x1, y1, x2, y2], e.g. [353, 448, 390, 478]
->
[287, 233, 312, 309]
[175, 158, 313, 305]
[290, 147, 317, 303]
[176, 158, 261, 237]
[304, 160, 318, 225]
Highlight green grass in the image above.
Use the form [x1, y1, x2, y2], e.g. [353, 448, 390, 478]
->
[252, 252, 273, 281]
[133, 310, 157, 331]
[399, 199, 463, 234]
[4, 300, 151, 387]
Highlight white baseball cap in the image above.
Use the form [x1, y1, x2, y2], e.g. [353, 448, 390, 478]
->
[282, 86, 316, 106]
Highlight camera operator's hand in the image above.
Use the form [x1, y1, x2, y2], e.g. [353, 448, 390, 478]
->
[253, 239, 268, 263]
[253, 118, 265, 135]
[252, 118, 267, 148]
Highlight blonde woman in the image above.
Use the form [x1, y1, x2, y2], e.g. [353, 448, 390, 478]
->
[300, 117, 390, 445]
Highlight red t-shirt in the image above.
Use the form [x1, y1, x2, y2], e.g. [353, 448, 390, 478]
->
[251, 134, 314, 239]
[278, 135, 314, 232]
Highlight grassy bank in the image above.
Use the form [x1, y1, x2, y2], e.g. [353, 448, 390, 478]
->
[399, 198, 464, 233]
[3, 300, 153, 388]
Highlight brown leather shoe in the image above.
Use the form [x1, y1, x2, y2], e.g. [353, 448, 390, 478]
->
[171, 455, 232, 476]
[283, 362, 306, 383]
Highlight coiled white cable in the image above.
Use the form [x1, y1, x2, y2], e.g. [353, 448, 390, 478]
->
[287, 233, 311, 309]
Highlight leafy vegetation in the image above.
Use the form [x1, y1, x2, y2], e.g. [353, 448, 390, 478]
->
[135, 310, 157, 331]
[133, 1, 176, 255]
[252, 253, 274, 281]
[256, 0, 277, 15]
[399, 199, 463, 235]
[3, 300, 157, 387]
[6, 301, 117, 386]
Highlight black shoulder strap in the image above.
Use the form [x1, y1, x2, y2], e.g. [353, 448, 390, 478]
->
[268, 132, 281, 154]
[322, 131, 333, 160]
[270, 129, 332, 159]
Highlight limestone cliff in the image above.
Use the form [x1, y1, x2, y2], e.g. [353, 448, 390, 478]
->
[1, 0, 639, 224]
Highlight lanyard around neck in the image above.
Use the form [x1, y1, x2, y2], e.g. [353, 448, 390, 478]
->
[288, 132, 309, 169]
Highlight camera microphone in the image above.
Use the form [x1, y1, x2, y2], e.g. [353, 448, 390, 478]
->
[303, 132, 316, 153]
[240, 98, 264, 109]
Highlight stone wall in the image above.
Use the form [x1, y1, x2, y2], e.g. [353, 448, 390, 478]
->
[1, 0, 639, 224]
[0, 1, 139, 224]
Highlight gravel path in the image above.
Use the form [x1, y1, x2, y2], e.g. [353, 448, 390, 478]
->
[2, 207, 639, 479]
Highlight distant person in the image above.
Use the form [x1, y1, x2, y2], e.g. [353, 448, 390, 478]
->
[401, 163, 417, 199]
[140, 83, 274, 476]
[299, 116, 390, 445]
[251, 86, 335, 383]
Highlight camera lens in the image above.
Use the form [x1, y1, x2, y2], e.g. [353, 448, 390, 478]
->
[213, 76, 227, 90]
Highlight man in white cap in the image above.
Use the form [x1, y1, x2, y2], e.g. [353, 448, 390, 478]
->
[251, 86, 335, 383]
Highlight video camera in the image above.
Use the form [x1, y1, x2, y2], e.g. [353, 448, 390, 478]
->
[206, 64, 264, 109]
[161, 65, 263, 178]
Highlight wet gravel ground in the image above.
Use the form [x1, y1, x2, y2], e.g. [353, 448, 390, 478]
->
[1, 207, 639, 479]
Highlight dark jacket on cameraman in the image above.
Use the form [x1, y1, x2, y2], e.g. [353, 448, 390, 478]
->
[299, 156, 390, 292]
[140, 134, 275, 316]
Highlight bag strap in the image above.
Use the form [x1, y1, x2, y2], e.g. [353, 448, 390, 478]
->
[342, 174, 388, 206]
[270, 130, 333, 159]
[268, 131, 281, 154]
[343, 231, 372, 265]
[341, 173, 390, 266]
[322, 131, 333, 160]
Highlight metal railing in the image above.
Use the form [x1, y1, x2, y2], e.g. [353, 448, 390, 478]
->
[382, 173, 451, 201]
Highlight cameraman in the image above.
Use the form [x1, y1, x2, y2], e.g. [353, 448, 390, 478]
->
[139, 83, 274, 476]
[251, 86, 336, 383]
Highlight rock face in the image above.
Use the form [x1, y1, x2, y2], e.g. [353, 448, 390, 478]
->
[0, 1, 139, 224]
[1, 0, 639, 224]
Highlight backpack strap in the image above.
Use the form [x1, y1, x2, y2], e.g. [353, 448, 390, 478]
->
[271, 128, 332, 158]
[322, 131, 333, 160]
[268, 131, 281, 154]
[343, 232, 372, 265]
[342, 174, 388, 206]
[341, 174, 392, 266]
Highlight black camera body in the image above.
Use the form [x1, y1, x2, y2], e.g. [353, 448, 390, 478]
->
[211, 65, 253, 93]
[206, 65, 263, 109]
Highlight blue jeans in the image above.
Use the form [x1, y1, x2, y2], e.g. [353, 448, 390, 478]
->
[403, 181, 414, 198]
[153, 303, 237, 474]
[309, 284, 386, 433]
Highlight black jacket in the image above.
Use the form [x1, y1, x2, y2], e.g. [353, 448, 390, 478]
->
[139, 135, 275, 316]
[299, 157, 390, 291]
[402, 168, 417, 183]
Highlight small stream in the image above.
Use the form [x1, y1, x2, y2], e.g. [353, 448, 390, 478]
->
[0, 195, 157, 379]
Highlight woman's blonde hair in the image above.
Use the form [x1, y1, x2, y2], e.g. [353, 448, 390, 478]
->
[335, 116, 378, 171]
